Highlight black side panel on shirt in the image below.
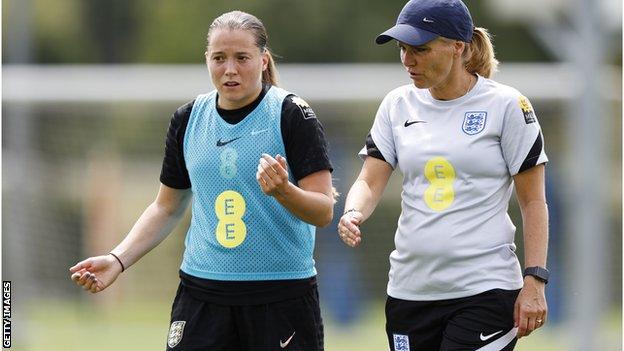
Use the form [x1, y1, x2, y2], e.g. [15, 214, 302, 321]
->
[282, 94, 333, 181]
[365, 132, 387, 162]
[518, 132, 544, 173]
[160, 100, 194, 189]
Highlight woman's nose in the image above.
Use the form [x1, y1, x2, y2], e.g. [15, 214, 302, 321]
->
[224, 59, 237, 75]
[402, 51, 416, 67]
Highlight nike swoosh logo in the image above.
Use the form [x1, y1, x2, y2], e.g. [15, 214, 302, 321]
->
[251, 129, 269, 136]
[423, 17, 435, 23]
[404, 120, 427, 127]
[280, 331, 296, 348]
[479, 330, 503, 341]
[216, 137, 241, 147]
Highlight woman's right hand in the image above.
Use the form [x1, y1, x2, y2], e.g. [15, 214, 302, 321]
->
[69, 254, 123, 293]
[337, 210, 363, 247]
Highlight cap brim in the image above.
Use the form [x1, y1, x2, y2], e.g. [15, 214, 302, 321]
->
[375, 24, 438, 46]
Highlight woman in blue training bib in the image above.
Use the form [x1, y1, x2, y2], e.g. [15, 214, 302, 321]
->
[337, 0, 549, 350]
[70, 11, 334, 351]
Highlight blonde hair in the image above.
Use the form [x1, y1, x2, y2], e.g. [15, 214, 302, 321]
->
[463, 27, 499, 78]
[207, 11, 279, 86]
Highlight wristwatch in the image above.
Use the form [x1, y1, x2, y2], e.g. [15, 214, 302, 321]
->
[523, 266, 549, 284]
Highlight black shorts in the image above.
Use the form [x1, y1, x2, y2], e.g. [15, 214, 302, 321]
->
[166, 283, 324, 351]
[386, 289, 520, 351]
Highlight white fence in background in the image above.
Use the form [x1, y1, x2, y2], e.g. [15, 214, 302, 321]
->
[3, 63, 621, 103]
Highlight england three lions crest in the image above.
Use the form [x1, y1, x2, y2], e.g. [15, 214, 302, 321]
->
[167, 321, 186, 348]
[462, 111, 487, 135]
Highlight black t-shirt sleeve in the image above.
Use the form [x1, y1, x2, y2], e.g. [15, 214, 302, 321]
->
[159, 100, 194, 189]
[365, 132, 388, 162]
[281, 95, 333, 182]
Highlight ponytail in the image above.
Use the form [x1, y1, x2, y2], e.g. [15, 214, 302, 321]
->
[464, 27, 499, 78]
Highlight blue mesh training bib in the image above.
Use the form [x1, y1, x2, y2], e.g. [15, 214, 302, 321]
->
[180, 87, 316, 281]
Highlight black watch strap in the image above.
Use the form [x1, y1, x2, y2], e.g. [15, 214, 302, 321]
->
[523, 266, 549, 284]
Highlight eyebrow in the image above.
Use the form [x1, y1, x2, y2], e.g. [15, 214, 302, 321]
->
[209, 50, 253, 56]
[211, 51, 251, 55]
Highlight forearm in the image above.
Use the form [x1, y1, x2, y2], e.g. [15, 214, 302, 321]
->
[344, 178, 383, 223]
[274, 182, 333, 227]
[521, 200, 549, 267]
[111, 201, 187, 269]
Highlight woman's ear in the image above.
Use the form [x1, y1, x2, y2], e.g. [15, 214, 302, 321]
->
[453, 41, 466, 58]
[261, 51, 269, 71]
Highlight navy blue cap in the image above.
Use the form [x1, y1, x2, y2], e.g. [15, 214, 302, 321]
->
[376, 0, 473, 46]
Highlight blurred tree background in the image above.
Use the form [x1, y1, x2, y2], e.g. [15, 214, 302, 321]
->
[3, 0, 562, 64]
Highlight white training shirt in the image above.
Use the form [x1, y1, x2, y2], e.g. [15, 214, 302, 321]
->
[359, 75, 548, 301]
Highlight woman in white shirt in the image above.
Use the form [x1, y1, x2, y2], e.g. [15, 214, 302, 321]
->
[338, 0, 549, 350]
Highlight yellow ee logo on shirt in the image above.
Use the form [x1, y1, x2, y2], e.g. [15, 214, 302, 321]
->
[214, 190, 247, 248]
[424, 157, 456, 211]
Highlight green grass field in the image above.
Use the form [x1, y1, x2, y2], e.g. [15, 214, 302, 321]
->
[14, 299, 621, 350]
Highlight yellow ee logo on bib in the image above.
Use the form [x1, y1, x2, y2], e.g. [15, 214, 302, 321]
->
[424, 157, 456, 211]
[214, 190, 247, 248]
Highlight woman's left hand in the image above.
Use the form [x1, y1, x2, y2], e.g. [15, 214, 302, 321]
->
[514, 276, 548, 338]
[256, 154, 290, 197]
